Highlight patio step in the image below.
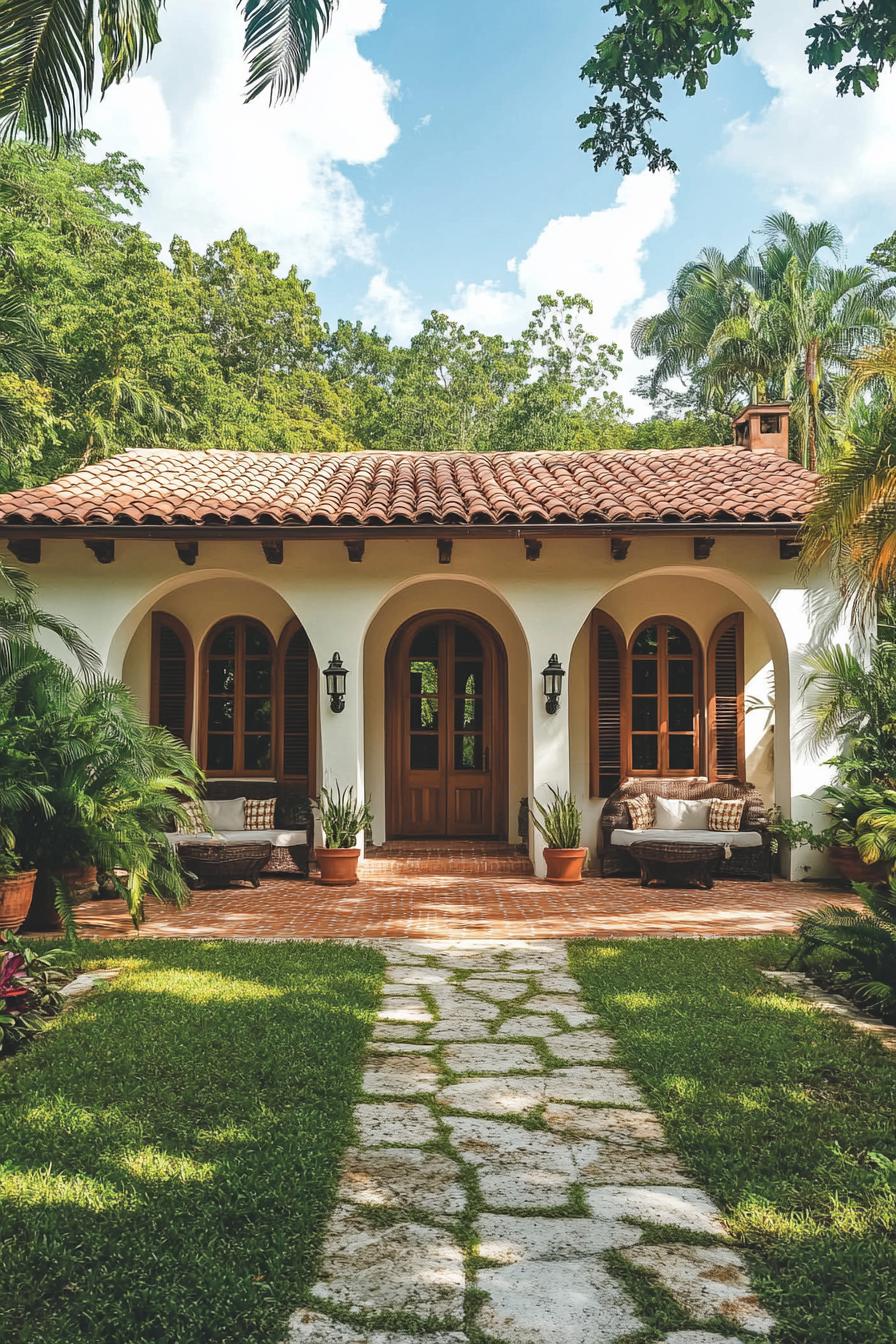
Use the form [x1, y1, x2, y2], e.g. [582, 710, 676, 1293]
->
[360, 840, 534, 877]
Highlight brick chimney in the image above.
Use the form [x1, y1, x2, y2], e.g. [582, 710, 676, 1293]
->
[732, 402, 790, 458]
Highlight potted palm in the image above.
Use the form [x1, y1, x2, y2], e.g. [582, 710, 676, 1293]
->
[313, 783, 373, 886]
[529, 786, 587, 883]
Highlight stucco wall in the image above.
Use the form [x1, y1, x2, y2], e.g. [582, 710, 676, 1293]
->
[18, 529, 844, 876]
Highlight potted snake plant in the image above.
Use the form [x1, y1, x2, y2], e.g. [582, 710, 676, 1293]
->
[529, 786, 587, 883]
[313, 783, 373, 886]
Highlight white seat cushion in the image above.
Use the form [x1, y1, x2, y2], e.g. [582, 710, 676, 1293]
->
[610, 828, 761, 849]
[166, 829, 308, 848]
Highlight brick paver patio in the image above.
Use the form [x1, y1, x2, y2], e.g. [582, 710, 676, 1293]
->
[69, 872, 847, 941]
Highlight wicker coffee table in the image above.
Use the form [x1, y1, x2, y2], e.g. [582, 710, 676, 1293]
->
[178, 841, 272, 889]
[629, 841, 724, 890]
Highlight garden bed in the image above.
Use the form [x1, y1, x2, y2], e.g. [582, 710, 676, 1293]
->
[0, 938, 383, 1344]
[569, 935, 896, 1344]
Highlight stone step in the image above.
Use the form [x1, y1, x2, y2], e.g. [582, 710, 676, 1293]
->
[361, 841, 534, 877]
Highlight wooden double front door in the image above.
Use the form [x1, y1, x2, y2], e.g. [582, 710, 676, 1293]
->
[386, 614, 507, 838]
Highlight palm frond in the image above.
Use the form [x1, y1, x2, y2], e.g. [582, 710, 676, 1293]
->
[0, 0, 94, 148]
[240, 0, 338, 104]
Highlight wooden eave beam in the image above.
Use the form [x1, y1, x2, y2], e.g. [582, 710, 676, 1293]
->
[7, 538, 40, 564]
[610, 536, 630, 561]
[437, 538, 453, 564]
[176, 541, 198, 566]
[85, 539, 115, 564]
[345, 539, 365, 562]
[693, 536, 715, 560]
[779, 538, 801, 560]
[262, 539, 283, 564]
[524, 538, 542, 561]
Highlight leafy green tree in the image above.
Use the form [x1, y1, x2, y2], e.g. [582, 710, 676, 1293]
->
[579, 2, 896, 174]
[635, 213, 896, 468]
[869, 229, 896, 273]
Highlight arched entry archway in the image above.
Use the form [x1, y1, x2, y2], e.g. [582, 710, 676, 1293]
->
[385, 611, 508, 838]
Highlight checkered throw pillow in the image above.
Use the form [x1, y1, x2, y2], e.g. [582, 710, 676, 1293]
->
[626, 794, 655, 830]
[175, 799, 211, 834]
[244, 797, 276, 830]
[708, 798, 744, 832]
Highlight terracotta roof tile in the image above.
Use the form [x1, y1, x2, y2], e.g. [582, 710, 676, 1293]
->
[0, 446, 817, 530]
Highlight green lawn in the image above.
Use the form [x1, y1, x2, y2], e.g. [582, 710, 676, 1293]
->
[0, 938, 383, 1344]
[569, 936, 896, 1344]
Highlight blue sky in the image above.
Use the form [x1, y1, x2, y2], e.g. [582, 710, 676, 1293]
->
[90, 0, 896, 407]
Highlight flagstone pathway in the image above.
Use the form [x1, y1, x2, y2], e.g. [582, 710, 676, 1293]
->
[287, 940, 775, 1344]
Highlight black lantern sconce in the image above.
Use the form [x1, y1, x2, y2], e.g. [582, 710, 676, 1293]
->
[324, 653, 348, 713]
[542, 653, 565, 715]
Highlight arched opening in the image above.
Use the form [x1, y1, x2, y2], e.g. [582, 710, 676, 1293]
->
[385, 610, 508, 838]
[200, 616, 276, 776]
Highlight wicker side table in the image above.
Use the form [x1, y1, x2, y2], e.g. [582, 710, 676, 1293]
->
[629, 841, 724, 890]
[178, 841, 272, 889]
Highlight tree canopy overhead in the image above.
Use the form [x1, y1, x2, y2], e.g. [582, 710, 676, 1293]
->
[578, 1, 896, 174]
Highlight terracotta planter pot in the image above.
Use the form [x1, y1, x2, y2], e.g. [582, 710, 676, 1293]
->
[828, 845, 890, 887]
[543, 847, 587, 884]
[316, 847, 361, 886]
[0, 869, 38, 933]
[23, 864, 98, 932]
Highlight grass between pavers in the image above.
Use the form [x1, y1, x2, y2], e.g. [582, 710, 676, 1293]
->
[568, 936, 896, 1344]
[0, 937, 384, 1344]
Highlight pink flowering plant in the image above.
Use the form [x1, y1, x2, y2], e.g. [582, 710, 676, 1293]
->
[0, 933, 75, 1055]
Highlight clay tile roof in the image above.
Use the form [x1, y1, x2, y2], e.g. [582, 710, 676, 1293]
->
[0, 446, 817, 530]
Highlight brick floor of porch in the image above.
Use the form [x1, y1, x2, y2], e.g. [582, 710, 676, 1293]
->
[69, 871, 850, 941]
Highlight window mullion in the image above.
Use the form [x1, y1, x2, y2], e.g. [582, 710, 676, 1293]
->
[659, 622, 669, 774]
[235, 621, 246, 774]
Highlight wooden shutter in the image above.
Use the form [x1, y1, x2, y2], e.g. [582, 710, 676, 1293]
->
[151, 613, 193, 746]
[278, 620, 317, 789]
[708, 612, 745, 781]
[589, 611, 625, 797]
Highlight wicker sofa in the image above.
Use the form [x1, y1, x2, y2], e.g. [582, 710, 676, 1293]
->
[166, 782, 313, 877]
[599, 777, 772, 881]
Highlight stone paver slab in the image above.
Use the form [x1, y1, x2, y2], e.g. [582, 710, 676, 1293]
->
[355, 1101, 438, 1146]
[383, 983, 427, 996]
[369, 1042, 437, 1055]
[496, 1013, 562, 1038]
[428, 1019, 498, 1042]
[478, 1212, 642, 1260]
[546, 1031, 615, 1063]
[477, 1163, 576, 1211]
[385, 966, 453, 985]
[460, 977, 531, 1001]
[542, 1066, 645, 1107]
[623, 1244, 774, 1335]
[543, 1104, 667, 1145]
[363, 1054, 441, 1096]
[373, 1023, 426, 1042]
[533, 972, 582, 993]
[339, 1146, 465, 1219]
[443, 1042, 542, 1074]
[662, 1334, 745, 1344]
[287, 1309, 466, 1343]
[437, 1076, 546, 1115]
[587, 1185, 725, 1236]
[584, 1144, 689, 1185]
[312, 1207, 465, 1320]
[477, 1258, 643, 1344]
[445, 1114, 600, 1177]
[377, 1003, 434, 1024]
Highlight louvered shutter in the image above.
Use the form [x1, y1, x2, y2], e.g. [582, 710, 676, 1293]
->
[590, 613, 624, 796]
[281, 624, 312, 783]
[151, 614, 193, 746]
[708, 613, 745, 781]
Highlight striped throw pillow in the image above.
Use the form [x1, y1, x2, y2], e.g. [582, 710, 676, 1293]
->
[626, 794, 655, 830]
[175, 799, 211, 834]
[244, 797, 277, 830]
[708, 798, 745, 832]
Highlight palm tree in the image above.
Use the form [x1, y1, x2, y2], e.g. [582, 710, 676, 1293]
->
[0, 0, 339, 148]
[0, 556, 98, 671]
[793, 877, 896, 1019]
[801, 639, 896, 785]
[637, 214, 896, 469]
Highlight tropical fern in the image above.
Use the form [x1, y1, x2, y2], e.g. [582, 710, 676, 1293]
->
[793, 877, 896, 1018]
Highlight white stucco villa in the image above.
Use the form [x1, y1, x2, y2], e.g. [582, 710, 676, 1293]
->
[0, 403, 842, 878]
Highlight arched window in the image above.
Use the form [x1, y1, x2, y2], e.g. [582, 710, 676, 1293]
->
[277, 619, 317, 791]
[201, 618, 275, 776]
[150, 612, 193, 746]
[629, 619, 701, 776]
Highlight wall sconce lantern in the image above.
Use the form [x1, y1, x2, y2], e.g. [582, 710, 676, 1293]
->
[324, 653, 348, 713]
[542, 654, 565, 715]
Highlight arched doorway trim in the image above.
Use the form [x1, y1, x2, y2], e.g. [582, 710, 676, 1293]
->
[385, 610, 508, 839]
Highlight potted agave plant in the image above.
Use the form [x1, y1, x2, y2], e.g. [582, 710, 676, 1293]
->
[313, 783, 373, 886]
[530, 786, 587, 884]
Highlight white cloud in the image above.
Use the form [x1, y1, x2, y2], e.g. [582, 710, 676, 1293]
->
[414, 113, 432, 131]
[719, 0, 896, 218]
[88, 0, 399, 275]
[358, 270, 422, 341]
